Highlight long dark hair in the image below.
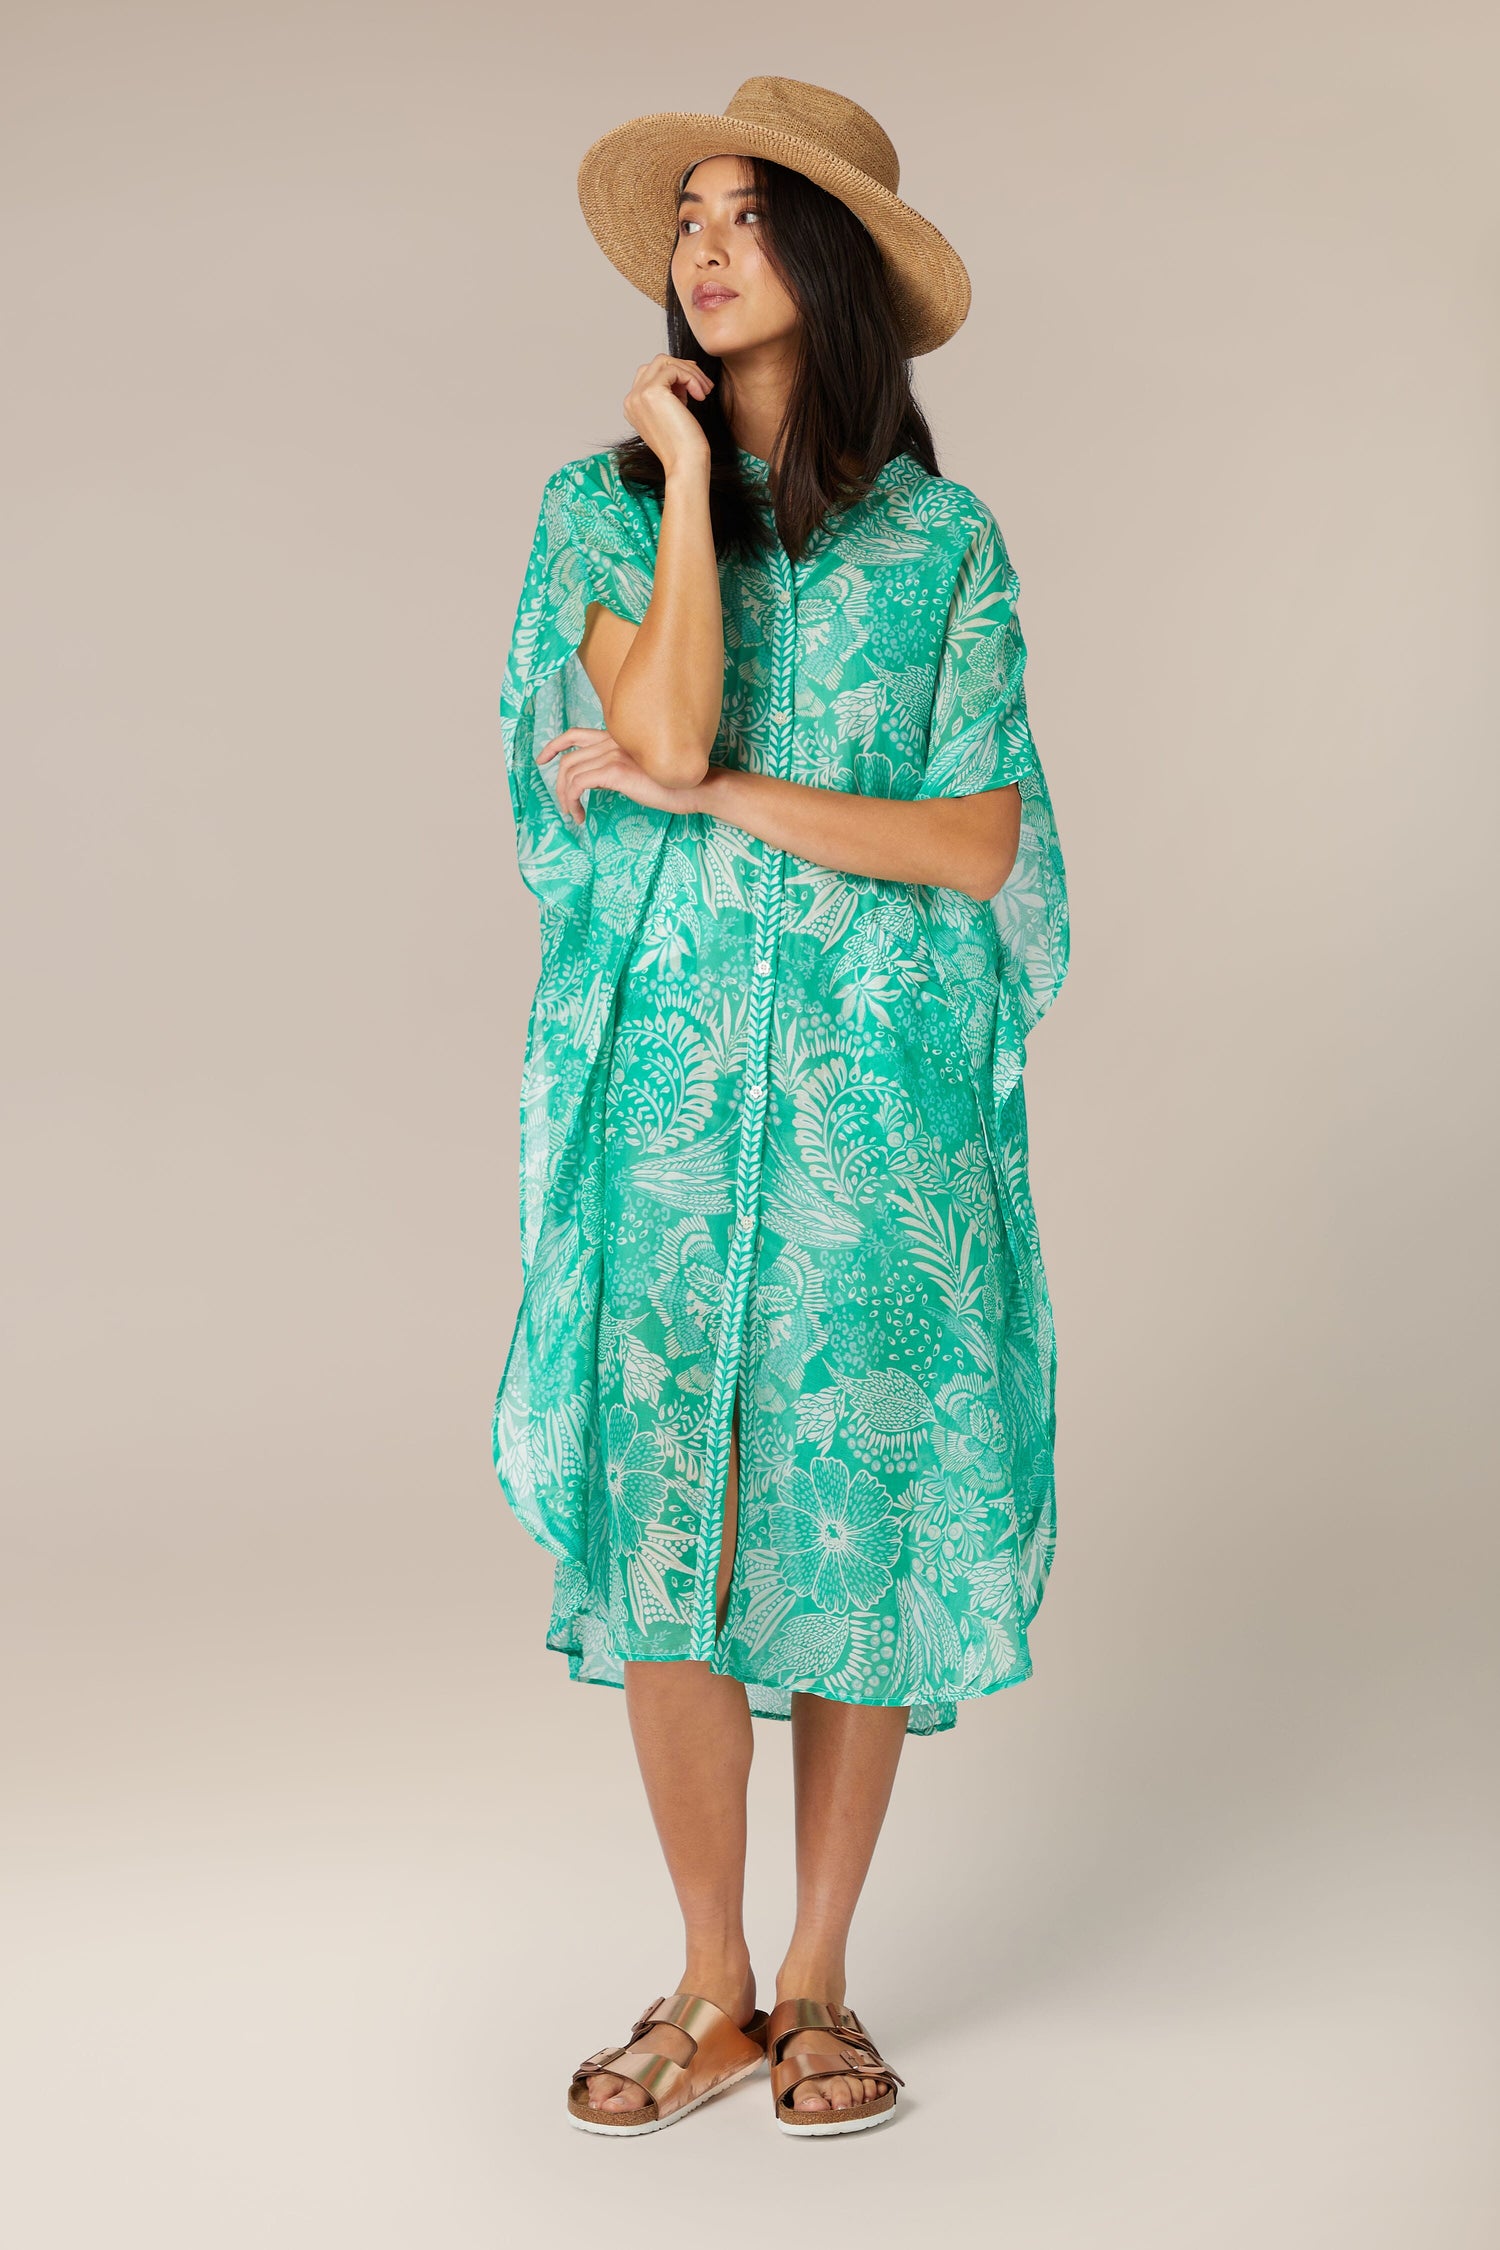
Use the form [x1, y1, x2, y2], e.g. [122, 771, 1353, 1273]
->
[613, 156, 940, 562]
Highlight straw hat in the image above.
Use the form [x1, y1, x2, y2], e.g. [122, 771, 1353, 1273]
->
[576, 76, 971, 357]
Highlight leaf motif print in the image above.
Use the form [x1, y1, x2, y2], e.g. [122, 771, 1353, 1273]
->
[628, 1124, 738, 1216]
[781, 861, 882, 949]
[967, 1553, 1020, 1622]
[831, 679, 883, 754]
[898, 1472, 1000, 1595]
[599, 1309, 670, 1407]
[886, 1181, 987, 1320]
[602, 1404, 695, 1630]
[832, 896, 928, 1030]
[694, 815, 759, 912]
[764, 1610, 851, 1679]
[794, 1383, 842, 1448]
[836, 1369, 937, 1472]
[758, 1137, 865, 1249]
[731, 1548, 798, 1652]
[607, 1010, 718, 1152]
[795, 1369, 937, 1473]
[624, 1522, 696, 1629]
[889, 1570, 963, 1702]
[793, 1057, 923, 1205]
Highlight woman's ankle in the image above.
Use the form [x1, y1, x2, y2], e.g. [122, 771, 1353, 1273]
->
[774, 1954, 848, 2006]
[680, 1948, 756, 2022]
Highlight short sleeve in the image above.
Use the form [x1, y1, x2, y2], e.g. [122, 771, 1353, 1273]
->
[916, 508, 1069, 1040]
[500, 454, 660, 911]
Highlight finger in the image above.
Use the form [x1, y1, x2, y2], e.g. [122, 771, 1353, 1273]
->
[536, 727, 608, 764]
[556, 748, 619, 823]
[639, 356, 713, 392]
[563, 748, 644, 824]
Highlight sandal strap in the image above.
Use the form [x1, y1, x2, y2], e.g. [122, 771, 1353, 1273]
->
[571, 1991, 766, 2108]
[765, 1999, 902, 2105]
[765, 1999, 880, 2053]
[581, 2047, 691, 2102]
[774, 2042, 904, 2089]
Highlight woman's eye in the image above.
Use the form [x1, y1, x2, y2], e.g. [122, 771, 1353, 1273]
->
[678, 217, 701, 234]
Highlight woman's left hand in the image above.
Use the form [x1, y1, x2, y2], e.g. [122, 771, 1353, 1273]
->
[537, 727, 703, 826]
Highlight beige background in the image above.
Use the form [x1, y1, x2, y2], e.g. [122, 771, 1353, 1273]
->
[3, 1, 1497, 2242]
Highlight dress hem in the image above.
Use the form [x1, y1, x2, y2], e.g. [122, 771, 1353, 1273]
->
[542, 1616, 1035, 1739]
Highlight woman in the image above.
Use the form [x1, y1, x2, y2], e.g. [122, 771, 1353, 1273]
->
[493, 77, 1068, 2137]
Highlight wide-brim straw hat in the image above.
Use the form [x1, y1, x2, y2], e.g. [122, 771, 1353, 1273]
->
[577, 76, 971, 357]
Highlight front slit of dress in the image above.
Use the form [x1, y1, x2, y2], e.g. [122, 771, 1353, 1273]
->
[688, 540, 797, 1665]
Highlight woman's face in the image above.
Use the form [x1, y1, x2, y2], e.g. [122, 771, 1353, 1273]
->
[670, 155, 800, 357]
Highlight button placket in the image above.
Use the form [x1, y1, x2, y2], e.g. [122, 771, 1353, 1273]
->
[688, 549, 796, 1660]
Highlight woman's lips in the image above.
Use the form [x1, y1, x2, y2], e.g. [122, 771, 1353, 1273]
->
[693, 285, 739, 309]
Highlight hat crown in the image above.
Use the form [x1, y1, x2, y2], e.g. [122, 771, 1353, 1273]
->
[723, 76, 900, 194]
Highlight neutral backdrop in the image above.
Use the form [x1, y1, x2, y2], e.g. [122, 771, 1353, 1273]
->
[3, 3, 1496, 2243]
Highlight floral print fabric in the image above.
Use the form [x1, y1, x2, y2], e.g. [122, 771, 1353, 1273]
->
[494, 443, 1068, 1733]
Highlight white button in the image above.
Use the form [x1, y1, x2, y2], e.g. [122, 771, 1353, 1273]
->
[735, 1213, 755, 1235]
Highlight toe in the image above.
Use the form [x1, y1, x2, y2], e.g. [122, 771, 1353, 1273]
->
[795, 2083, 831, 2110]
[586, 2070, 641, 2111]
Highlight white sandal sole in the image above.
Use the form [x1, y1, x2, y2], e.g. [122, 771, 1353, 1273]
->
[567, 2053, 765, 2137]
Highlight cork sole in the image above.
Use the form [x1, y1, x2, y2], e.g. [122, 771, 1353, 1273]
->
[775, 2089, 898, 2137]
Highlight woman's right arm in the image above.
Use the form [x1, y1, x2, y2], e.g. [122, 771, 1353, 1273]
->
[580, 356, 725, 789]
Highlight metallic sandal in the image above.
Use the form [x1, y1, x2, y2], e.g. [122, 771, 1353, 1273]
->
[566, 1991, 770, 2137]
[766, 1999, 904, 2137]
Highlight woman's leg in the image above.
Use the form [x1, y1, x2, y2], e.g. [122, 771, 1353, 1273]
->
[585, 1407, 757, 2111]
[774, 1691, 910, 2111]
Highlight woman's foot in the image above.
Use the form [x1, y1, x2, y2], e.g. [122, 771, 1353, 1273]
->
[772, 1967, 883, 2112]
[584, 1960, 758, 2112]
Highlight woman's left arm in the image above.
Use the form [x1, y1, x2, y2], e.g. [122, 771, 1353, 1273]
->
[696, 765, 1019, 901]
[538, 732, 1019, 903]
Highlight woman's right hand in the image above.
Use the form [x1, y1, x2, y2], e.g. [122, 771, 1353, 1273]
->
[623, 354, 713, 479]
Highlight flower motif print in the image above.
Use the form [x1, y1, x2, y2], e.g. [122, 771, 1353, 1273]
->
[603, 1402, 670, 1548]
[772, 1457, 901, 1613]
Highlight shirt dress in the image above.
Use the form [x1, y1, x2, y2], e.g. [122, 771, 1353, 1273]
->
[493, 443, 1068, 1734]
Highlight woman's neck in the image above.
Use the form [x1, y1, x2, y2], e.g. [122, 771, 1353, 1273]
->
[720, 340, 799, 469]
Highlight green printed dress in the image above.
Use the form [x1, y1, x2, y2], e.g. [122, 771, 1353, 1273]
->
[494, 443, 1068, 1733]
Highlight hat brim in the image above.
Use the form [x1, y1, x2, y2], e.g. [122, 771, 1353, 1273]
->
[577, 110, 971, 357]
